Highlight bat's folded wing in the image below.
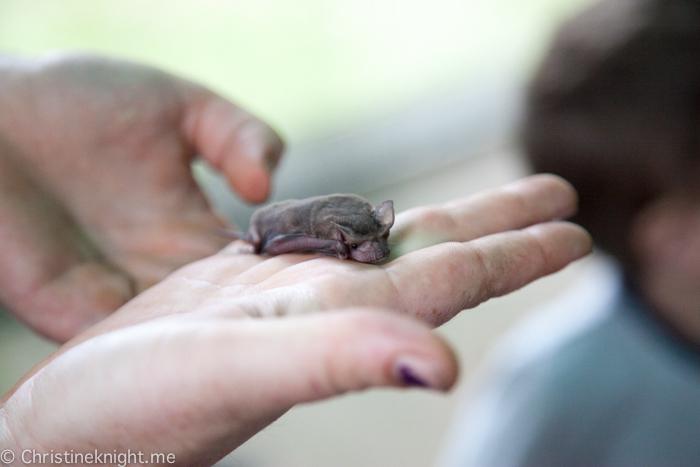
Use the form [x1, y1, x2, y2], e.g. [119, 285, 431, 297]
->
[262, 234, 349, 259]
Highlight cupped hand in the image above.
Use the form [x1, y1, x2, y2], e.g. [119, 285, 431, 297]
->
[1, 175, 592, 464]
[0, 53, 284, 342]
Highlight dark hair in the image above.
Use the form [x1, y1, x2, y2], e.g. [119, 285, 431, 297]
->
[523, 0, 700, 275]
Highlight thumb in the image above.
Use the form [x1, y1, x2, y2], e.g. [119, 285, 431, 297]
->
[198, 308, 459, 453]
[5, 309, 458, 460]
[181, 85, 284, 204]
[218, 309, 458, 411]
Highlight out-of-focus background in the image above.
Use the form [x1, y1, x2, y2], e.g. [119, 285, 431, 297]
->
[0, 1, 599, 466]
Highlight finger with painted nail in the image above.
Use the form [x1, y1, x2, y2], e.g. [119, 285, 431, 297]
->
[1, 309, 457, 462]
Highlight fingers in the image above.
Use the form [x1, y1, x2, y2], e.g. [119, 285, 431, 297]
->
[386, 221, 592, 326]
[181, 86, 284, 204]
[391, 174, 579, 257]
[6, 310, 457, 460]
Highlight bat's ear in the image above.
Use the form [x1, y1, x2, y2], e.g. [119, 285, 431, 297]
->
[373, 200, 395, 230]
[332, 222, 354, 240]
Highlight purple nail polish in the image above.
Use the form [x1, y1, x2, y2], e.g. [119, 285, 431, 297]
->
[398, 364, 430, 388]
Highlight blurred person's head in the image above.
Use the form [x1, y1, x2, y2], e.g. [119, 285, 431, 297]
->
[522, 0, 700, 342]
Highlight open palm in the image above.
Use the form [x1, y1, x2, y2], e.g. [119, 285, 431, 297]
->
[1, 175, 591, 465]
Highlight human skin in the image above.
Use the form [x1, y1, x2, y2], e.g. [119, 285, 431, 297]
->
[0, 53, 284, 342]
[631, 192, 700, 346]
[0, 174, 591, 465]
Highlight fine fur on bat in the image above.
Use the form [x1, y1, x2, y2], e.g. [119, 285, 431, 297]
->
[226, 194, 395, 263]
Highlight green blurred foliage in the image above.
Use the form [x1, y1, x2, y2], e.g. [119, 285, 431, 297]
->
[0, 0, 593, 141]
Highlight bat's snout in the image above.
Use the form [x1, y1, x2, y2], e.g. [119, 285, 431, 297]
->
[373, 245, 390, 262]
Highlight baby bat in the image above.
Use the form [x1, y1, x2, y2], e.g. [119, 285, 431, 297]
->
[231, 194, 395, 263]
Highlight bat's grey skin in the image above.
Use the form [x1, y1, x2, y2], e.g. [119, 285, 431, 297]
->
[238, 194, 394, 263]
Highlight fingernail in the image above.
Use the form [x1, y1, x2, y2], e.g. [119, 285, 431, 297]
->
[393, 356, 444, 390]
[576, 228, 594, 257]
[262, 146, 282, 173]
[397, 364, 429, 388]
[240, 124, 284, 174]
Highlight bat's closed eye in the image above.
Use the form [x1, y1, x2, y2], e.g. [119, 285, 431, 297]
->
[351, 244, 358, 249]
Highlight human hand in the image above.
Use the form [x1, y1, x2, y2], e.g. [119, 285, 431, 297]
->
[0, 175, 591, 464]
[0, 53, 284, 342]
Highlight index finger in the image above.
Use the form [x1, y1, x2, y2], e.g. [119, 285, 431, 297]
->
[181, 84, 285, 204]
